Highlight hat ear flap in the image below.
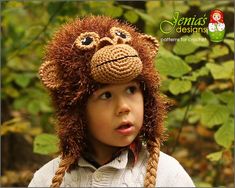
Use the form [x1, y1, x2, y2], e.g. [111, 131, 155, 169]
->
[141, 34, 160, 58]
[39, 61, 62, 90]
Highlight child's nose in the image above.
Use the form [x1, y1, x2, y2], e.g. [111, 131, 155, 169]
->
[115, 98, 130, 116]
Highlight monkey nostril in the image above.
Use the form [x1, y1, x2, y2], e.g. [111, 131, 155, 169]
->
[116, 37, 125, 44]
[98, 41, 111, 49]
[98, 37, 115, 49]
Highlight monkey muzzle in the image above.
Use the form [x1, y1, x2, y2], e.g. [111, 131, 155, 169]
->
[91, 44, 143, 84]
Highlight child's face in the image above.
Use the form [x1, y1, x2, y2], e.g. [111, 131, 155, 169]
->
[86, 81, 144, 149]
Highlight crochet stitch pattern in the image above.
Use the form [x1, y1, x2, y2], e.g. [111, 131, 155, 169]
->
[39, 16, 168, 187]
[91, 43, 142, 83]
[39, 61, 61, 89]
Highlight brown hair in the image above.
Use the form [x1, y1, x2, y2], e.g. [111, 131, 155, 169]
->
[39, 16, 168, 187]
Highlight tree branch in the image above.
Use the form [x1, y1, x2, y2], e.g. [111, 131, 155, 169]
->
[169, 84, 198, 154]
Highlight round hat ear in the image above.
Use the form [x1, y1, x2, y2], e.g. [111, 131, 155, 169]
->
[39, 61, 62, 90]
[141, 34, 160, 58]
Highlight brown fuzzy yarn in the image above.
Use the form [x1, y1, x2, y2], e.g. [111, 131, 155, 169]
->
[144, 138, 161, 187]
[50, 156, 75, 188]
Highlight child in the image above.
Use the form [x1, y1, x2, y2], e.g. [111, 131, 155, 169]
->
[29, 16, 195, 187]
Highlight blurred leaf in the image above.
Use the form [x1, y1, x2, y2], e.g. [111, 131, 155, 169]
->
[173, 36, 196, 55]
[166, 107, 187, 128]
[183, 67, 209, 81]
[194, 182, 212, 187]
[206, 61, 234, 80]
[119, 4, 134, 10]
[28, 127, 42, 136]
[185, 55, 202, 64]
[134, 9, 155, 25]
[39, 100, 53, 113]
[27, 100, 41, 115]
[47, 2, 64, 16]
[200, 90, 219, 105]
[104, 6, 123, 18]
[158, 45, 176, 58]
[214, 118, 234, 148]
[24, 25, 44, 39]
[145, 1, 161, 11]
[156, 57, 191, 78]
[188, 106, 202, 124]
[160, 78, 171, 92]
[226, 32, 234, 38]
[173, 33, 209, 55]
[209, 45, 229, 59]
[14, 74, 31, 88]
[165, 1, 190, 14]
[169, 79, 192, 95]
[201, 104, 230, 128]
[146, 1, 189, 26]
[156, 55, 191, 77]
[34, 133, 59, 155]
[215, 1, 233, 6]
[124, 10, 139, 23]
[13, 97, 29, 110]
[218, 91, 234, 103]
[3, 86, 20, 98]
[217, 91, 234, 114]
[185, 50, 208, 64]
[7, 57, 36, 71]
[224, 39, 234, 52]
[5, 1, 24, 8]
[227, 7, 234, 13]
[1, 118, 30, 135]
[24, 87, 45, 98]
[206, 151, 223, 162]
[200, 3, 216, 11]
[188, 0, 201, 6]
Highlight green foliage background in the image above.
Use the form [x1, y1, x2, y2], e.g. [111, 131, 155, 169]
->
[1, 0, 234, 187]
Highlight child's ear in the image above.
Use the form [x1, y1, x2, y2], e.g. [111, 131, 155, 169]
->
[141, 34, 160, 58]
[39, 60, 62, 90]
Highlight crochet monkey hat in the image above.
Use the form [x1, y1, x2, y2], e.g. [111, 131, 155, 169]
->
[39, 16, 167, 187]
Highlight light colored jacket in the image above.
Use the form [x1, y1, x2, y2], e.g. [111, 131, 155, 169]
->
[28, 147, 195, 187]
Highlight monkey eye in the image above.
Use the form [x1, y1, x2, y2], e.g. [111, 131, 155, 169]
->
[81, 36, 93, 45]
[110, 27, 131, 42]
[115, 30, 127, 39]
[75, 32, 100, 50]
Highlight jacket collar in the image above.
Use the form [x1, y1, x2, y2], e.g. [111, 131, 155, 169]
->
[78, 140, 142, 169]
[78, 150, 129, 170]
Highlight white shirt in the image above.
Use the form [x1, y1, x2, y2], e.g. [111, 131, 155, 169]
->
[28, 147, 195, 187]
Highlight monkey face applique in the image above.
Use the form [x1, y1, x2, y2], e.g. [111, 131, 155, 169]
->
[74, 27, 143, 84]
[39, 16, 159, 90]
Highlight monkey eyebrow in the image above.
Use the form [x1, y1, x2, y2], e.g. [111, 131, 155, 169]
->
[96, 55, 139, 67]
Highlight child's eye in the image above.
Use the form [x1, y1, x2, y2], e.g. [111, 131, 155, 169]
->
[127, 86, 137, 94]
[100, 92, 112, 99]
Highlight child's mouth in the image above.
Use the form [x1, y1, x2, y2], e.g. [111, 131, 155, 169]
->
[116, 122, 134, 135]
